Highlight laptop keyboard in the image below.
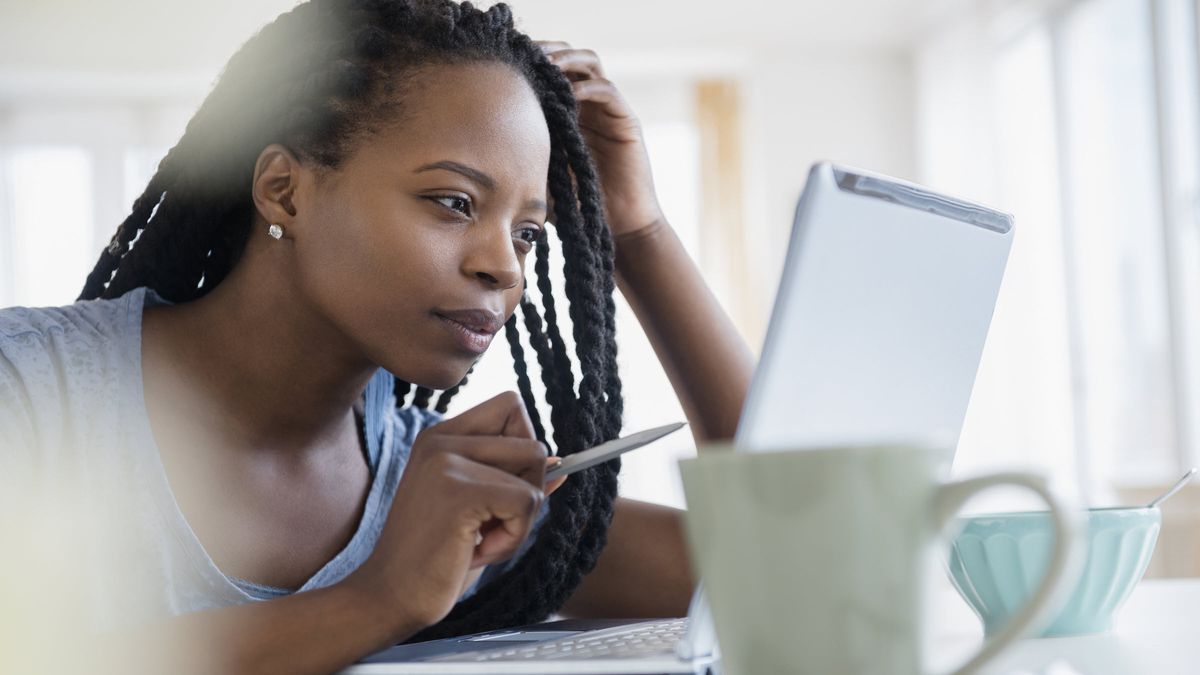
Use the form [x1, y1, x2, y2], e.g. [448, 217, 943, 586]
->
[432, 618, 689, 662]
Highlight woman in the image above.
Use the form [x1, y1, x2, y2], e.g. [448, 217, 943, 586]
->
[0, 0, 752, 672]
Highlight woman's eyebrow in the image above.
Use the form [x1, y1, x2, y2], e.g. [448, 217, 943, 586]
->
[416, 160, 547, 214]
[415, 160, 495, 191]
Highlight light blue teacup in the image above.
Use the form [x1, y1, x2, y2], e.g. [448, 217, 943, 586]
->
[948, 506, 1161, 637]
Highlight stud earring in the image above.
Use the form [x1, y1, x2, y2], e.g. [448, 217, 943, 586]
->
[268, 224, 283, 239]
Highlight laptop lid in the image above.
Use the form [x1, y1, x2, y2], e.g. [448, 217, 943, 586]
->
[735, 161, 1013, 452]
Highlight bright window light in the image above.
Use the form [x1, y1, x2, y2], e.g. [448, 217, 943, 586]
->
[2, 147, 94, 308]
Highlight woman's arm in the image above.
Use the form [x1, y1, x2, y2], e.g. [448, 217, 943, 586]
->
[557, 497, 694, 618]
[613, 222, 754, 442]
[103, 579, 420, 675]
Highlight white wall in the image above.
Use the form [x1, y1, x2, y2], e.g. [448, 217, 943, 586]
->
[591, 48, 921, 347]
[742, 49, 918, 342]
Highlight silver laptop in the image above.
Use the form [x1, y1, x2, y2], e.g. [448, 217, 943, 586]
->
[341, 162, 1014, 674]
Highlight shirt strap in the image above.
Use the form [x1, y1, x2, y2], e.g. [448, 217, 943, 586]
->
[361, 368, 396, 476]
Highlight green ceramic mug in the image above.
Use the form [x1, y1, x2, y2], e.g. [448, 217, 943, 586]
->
[679, 444, 1083, 675]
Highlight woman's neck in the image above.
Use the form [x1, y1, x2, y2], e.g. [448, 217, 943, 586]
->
[141, 234, 378, 454]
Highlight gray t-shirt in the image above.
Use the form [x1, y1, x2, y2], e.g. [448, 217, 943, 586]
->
[0, 287, 538, 631]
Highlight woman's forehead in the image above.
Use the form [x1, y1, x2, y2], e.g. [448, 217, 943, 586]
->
[375, 61, 551, 172]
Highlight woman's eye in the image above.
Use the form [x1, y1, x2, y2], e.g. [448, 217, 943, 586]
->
[430, 195, 472, 217]
[515, 227, 541, 251]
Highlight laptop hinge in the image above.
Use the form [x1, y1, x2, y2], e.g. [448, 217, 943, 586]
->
[675, 584, 717, 660]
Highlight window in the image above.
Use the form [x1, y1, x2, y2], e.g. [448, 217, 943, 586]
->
[0, 101, 195, 309]
[1057, 0, 1179, 487]
[918, 0, 1200, 506]
[0, 148, 94, 308]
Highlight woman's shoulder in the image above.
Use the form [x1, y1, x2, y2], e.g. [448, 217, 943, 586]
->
[0, 288, 149, 450]
[0, 288, 147, 352]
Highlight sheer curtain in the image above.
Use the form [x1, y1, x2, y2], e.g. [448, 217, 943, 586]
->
[916, 0, 1200, 508]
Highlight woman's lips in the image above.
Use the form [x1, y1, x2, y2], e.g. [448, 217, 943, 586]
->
[434, 309, 503, 355]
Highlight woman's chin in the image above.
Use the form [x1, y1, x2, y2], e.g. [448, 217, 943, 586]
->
[402, 367, 471, 392]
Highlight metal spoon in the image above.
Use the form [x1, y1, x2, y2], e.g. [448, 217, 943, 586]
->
[1147, 468, 1198, 508]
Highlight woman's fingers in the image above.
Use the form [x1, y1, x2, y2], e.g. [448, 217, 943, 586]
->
[468, 459, 568, 566]
[542, 46, 606, 81]
[408, 391, 563, 569]
[460, 463, 546, 566]
[534, 40, 662, 238]
[426, 434, 549, 488]
[538, 42, 640, 141]
[434, 391, 536, 439]
[571, 78, 622, 107]
[544, 456, 568, 496]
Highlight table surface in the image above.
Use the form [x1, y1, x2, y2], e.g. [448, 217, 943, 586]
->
[927, 577, 1200, 674]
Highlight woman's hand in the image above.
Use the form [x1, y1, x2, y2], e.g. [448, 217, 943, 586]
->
[344, 392, 561, 637]
[539, 42, 666, 242]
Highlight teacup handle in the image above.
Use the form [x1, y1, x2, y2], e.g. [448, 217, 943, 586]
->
[927, 473, 1083, 675]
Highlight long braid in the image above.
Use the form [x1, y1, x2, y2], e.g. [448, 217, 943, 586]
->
[541, 125, 608, 444]
[434, 366, 472, 414]
[503, 312, 548, 445]
[78, 181, 164, 300]
[523, 54, 624, 623]
[412, 386, 435, 409]
[556, 120, 624, 439]
[519, 289, 565, 446]
[530, 65, 623, 439]
[412, 41, 622, 638]
[81, 0, 624, 641]
[529, 235, 580, 451]
[393, 378, 413, 407]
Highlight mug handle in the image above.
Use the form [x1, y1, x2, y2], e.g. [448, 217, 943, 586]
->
[927, 473, 1083, 675]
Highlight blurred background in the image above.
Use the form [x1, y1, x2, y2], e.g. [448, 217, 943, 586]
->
[2, 0, 1198, 575]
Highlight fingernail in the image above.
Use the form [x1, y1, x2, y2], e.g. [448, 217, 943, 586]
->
[548, 458, 563, 469]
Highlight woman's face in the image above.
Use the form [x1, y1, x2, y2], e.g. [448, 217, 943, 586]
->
[291, 61, 552, 390]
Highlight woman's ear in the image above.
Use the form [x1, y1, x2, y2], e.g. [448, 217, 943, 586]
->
[251, 144, 303, 230]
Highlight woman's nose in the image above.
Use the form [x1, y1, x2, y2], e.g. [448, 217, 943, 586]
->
[462, 224, 522, 290]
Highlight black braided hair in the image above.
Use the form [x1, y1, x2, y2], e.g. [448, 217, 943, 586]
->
[78, 0, 623, 641]
[411, 385, 436, 410]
